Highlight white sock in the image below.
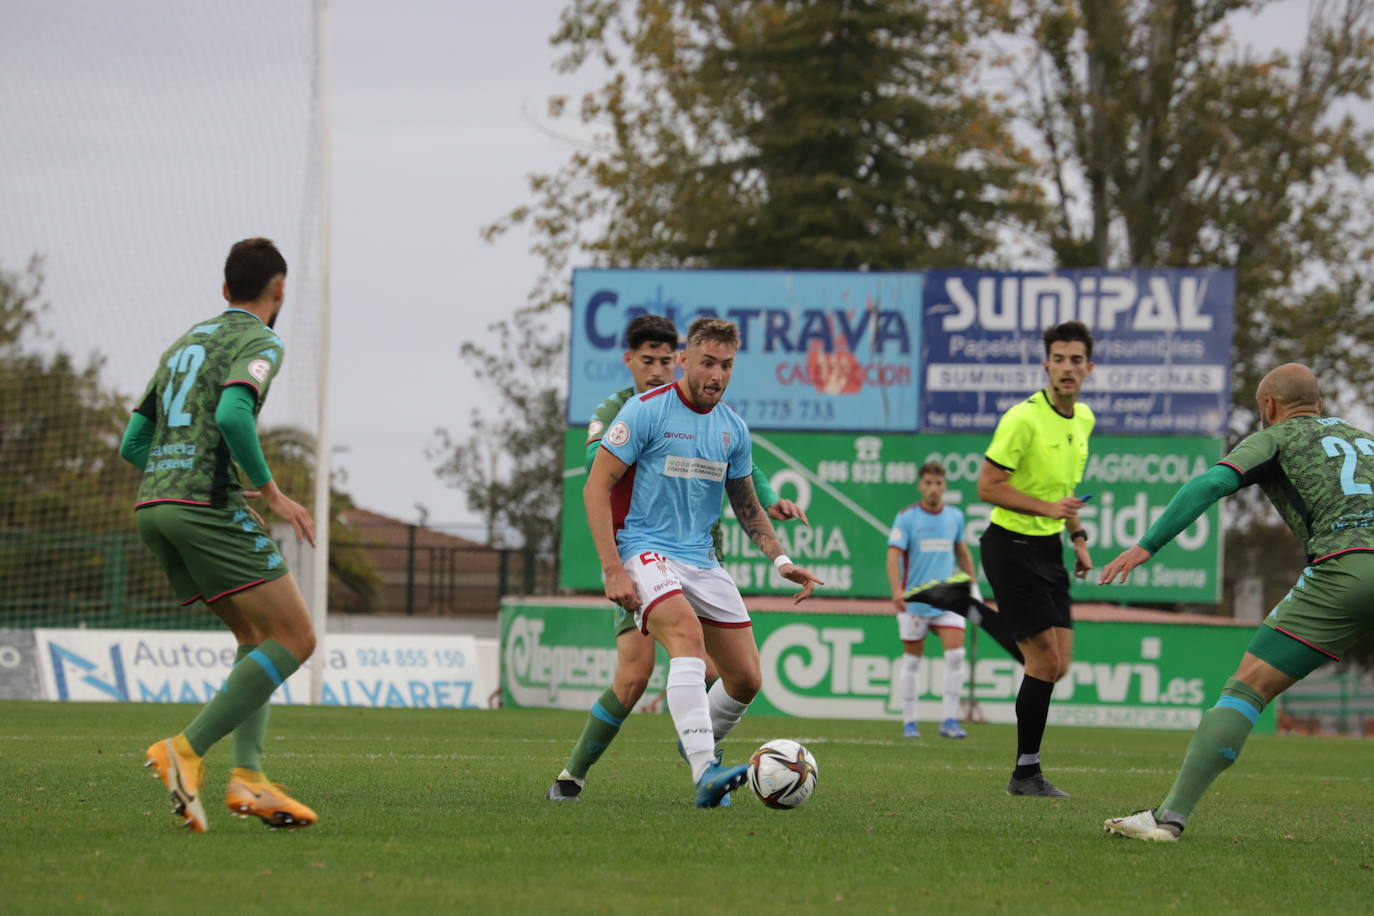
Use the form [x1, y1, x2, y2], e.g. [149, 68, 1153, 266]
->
[899, 654, 921, 723]
[708, 678, 751, 744]
[666, 657, 714, 782]
[942, 648, 966, 721]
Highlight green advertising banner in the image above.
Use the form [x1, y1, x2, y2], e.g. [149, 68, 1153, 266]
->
[561, 429, 1222, 603]
[501, 600, 1273, 732]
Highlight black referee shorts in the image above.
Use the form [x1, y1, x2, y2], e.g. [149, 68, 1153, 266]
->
[979, 522, 1073, 642]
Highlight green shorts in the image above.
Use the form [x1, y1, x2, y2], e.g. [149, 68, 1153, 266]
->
[614, 604, 637, 637]
[1260, 550, 1374, 663]
[135, 503, 288, 605]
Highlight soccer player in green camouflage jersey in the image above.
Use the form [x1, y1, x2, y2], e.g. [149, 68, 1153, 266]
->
[1099, 363, 1374, 842]
[121, 238, 319, 833]
[547, 314, 808, 801]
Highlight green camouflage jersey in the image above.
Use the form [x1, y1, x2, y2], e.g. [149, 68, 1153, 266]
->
[584, 386, 635, 466]
[132, 308, 284, 510]
[1220, 416, 1374, 563]
[584, 385, 778, 561]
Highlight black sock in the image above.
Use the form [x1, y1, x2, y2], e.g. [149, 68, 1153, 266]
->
[1013, 674, 1054, 778]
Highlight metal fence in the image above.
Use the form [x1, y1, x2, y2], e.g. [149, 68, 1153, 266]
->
[0, 526, 559, 630]
[1277, 665, 1374, 738]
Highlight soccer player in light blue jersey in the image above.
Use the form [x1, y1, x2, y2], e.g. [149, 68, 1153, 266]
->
[887, 461, 977, 739]
[583, 317, 823, 808]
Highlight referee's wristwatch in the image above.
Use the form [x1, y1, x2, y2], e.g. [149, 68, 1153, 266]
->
[1069, 529, 1088, 542]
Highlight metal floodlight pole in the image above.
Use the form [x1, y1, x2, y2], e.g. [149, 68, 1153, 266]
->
[309, 0, 333, 706]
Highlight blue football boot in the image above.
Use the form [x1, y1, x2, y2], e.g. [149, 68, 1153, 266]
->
[694, 762, 749, 808]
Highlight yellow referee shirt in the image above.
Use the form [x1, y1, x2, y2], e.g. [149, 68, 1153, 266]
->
[984, 390, 1094, 536]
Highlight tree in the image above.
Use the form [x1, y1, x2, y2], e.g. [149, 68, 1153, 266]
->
[0, 257, 155, 619]
[430, 308, 565, 555]
[455, 0, 1046, 550]
[0, 256, 377, 619]
[255, 426, 381, 612]
[992, 0, 1374, 433]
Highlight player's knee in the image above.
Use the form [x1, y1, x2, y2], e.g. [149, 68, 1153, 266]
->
[726, 666, 762, 701]
[616, 671, 651, 706]
[288, 627, 316, 662]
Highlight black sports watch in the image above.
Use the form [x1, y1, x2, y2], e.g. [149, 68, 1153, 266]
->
[1069, 529, 1088, 542]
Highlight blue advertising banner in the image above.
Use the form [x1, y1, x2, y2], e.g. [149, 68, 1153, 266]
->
[569, 269, 923, 431]
[921, 269, 1235, 435]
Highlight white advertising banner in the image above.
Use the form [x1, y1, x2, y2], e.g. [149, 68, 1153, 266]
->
[33, 629, 495, 709]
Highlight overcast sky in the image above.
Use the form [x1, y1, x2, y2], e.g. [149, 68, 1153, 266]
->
[0, 0, 1338, 536]
[1, 0, 592, 534]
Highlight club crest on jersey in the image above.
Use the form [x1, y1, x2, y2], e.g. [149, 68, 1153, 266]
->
[722, 432, 732, 448]
[587, 419, 604, 441]
[606, 421, 630, 447]
[247, 359, 271, 383]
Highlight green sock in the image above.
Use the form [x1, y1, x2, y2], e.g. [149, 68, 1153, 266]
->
[183, 640, 299, 757]
[565, 688, 631, 780]
[1157, 678, 1265, 822]
[228, 644, 272, 773]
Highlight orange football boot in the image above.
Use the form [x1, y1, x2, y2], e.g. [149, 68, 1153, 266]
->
[145, 737, 208, 833]
[225, 772, 318, 829]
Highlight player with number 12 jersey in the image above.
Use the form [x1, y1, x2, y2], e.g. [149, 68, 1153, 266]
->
[134, 310, 284, 511]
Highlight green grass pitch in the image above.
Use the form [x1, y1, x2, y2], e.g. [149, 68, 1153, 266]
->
[3, 700, 1371, 914]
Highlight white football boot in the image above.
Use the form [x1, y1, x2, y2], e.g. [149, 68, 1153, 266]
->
[1104, 808, 1183, 842]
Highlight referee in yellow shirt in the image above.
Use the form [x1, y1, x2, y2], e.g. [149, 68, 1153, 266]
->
[976, 321, 1095, 798]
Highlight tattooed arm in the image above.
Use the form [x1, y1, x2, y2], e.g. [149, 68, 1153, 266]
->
[725, 475, 782, 560]
[724, 476, 824, 603]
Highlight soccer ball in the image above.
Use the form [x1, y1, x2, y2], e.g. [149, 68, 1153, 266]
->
[748, 739, 818, 809]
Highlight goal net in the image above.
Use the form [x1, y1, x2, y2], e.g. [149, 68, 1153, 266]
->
[0, 0, 328, 632]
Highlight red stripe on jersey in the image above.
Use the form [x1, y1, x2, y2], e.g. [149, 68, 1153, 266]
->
[1311, 546, 1374, 565]
[672, 381, 712, 414]
[224, 379, 261, 396]
[611, 463, 637, 533]
[637, 383, 677, 402]
[1217, 461, 1243, 476]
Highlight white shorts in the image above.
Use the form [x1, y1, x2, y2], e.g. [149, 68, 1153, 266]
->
[897, 610, 965, 642]
[621, 550, 751, 634]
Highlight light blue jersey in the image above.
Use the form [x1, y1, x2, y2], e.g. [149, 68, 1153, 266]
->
[888, 503, 965, 618]
[602, 382, 752, 568]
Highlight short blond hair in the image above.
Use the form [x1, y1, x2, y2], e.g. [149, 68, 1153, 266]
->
[686, 317, 740, 350]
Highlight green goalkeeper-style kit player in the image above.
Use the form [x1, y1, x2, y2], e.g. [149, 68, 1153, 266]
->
[121, 238, 318, 832]
[1099, 363, 1374, 842]
[546, 314, 807, 801]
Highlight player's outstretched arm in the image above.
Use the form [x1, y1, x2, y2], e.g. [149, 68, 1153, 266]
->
[584, 447, 639, 612]
[1098, 545, 1153, 585]
[725, 475, 824, 603]
[1099, 465, 1241, 585]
